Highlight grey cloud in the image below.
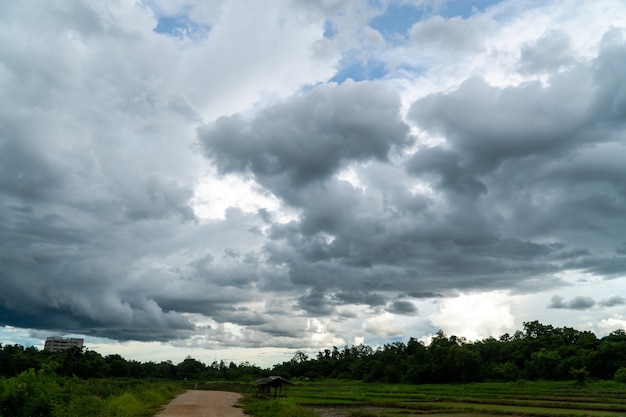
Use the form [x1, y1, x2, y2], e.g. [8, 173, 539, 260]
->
[0, 137, 64, 201]
[251, 317, 310, 339]
[387, 300, 418, 315]
[518, 29, 576, 74]
[297, 289, 335, 316]
[548, 295, 595, 310]
[409, 15, 494, 51]
[252, 34, 626, 314]
[592, 39, 626, 124]
[553, 248, 591, 260]
[0, 0, 275, 345]
[405, 35, 626, 279]
[408, 72, 593, 173]
[123, 176, 196, 221]
[566, 256, 626, 278]
[406, 146, 486, 197]
[599, 295, 625, 307]
[333, 291, 386, 307]
[199, 81, 410, 192]
[261, 167, 567, 298]
[567, 297, 596, 310]
[406, 291, 442, 299]
[0, 285, 195, 342]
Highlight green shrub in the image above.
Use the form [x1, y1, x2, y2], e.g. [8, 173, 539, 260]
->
[62, 394, 105, 417]
[105, 392, 145, 417]
[614, 367, 626, 382]
[569, 367, 590, 383]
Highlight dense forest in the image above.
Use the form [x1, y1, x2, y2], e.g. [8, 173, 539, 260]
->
[274, 321, 626, 383]
[2, 321, 626, 385]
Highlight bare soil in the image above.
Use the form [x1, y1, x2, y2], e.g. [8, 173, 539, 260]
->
[155, 390, 246, 417]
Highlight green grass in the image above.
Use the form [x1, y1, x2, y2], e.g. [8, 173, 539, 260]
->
[242, 397, 318, 417]
[241, 379, 626, 417]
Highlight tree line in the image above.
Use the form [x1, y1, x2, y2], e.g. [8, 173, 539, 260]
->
[0, 343, 262, 416]
[273, 321, 626, 383]
[3, 321, 626, 384]
[0, 344, 266, 381]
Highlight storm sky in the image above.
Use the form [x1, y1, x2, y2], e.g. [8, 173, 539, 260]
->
[1, 0, 626, 366]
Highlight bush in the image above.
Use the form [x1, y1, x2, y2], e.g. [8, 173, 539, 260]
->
[570, 367, 590, 383]
[105, 392, 145, 417]
[63, 395, 105, 417]
[614, 367, 626, 382]
[0, 368, 60, 417]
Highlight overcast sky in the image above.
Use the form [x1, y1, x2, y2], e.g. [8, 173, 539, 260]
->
[1, 0, 626, 367]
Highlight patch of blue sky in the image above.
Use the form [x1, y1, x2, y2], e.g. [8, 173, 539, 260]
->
[0, 326, 43, 348]
[330, 58, 387, 84]
[370, 3, 425, 42]
[370, 0, 504, 42]
[154, 14, 211, 41]
[323, 20, 338, 39]
[440, 0, 503, 18]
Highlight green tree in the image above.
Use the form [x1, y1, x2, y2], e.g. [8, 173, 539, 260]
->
[526, 348, 562, 380]
[104, 354, 130, 378]
[177, 357, 206, 380]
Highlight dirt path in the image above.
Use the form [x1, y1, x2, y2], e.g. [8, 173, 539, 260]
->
[155, 390, 246, 417]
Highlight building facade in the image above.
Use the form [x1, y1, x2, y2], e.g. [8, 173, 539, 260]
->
[43, 337, 84, 352]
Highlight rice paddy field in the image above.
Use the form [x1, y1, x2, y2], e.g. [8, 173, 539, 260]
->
[270, 379, 626, 417]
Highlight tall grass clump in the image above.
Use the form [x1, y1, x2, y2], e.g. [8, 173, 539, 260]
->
[105, 392, 145, 417]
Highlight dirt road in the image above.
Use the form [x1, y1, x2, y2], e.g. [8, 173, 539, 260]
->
[155, 390, 246, 417]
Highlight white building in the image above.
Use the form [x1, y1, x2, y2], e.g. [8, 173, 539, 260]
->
[43, 336, 84, 352]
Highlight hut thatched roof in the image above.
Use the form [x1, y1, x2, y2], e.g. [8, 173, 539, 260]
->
[257, 376, 293, 386]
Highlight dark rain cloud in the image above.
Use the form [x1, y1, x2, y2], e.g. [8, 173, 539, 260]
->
[199, 81, 410, 194]
[599, 296, 625, 307]
[548, 296, 596, 310]
[387, 300, 419, 315]
[406, 35, 626, 273]
[408, 73, 592, 174]
[406, 146, 486, 197]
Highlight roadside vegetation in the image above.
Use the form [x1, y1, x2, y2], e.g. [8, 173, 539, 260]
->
[0, 366, 183, 417]
[4, 321, 626, 416]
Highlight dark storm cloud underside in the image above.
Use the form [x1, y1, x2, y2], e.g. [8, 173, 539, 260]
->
[0, 304, 193, 342]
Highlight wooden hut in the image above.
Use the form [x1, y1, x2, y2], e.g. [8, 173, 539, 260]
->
[256, 376, 293, 398]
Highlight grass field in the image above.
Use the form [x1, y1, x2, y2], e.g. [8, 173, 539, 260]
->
[238, 379, 626, 417]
